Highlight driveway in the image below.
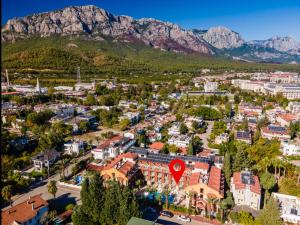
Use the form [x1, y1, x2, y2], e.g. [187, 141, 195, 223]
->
[5, 153, 91, 210]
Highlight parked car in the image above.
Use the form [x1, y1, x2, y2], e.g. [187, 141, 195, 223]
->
[177, 215, 191, 222]
[160, 210, 174, 218]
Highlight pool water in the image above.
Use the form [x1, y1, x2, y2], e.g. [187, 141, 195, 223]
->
[146, 192, 174, 204]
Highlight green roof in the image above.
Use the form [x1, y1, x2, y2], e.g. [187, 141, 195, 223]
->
[126, 217, 161, 225]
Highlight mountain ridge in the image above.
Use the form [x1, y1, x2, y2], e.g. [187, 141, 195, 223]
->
[2, 5, 300, 64]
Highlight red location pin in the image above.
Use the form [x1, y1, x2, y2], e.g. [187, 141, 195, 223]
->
[169, 159, 186, 184]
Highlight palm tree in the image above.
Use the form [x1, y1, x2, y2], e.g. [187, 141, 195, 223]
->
[206, 197, 218, 220]
[271, 158, 281, 178]
[188, 191, 196, 215]
[47, 180, 58, 207]
[59, 158, 67, 181]
[162, 186, 170, 209]
[2, 185, 13, 207]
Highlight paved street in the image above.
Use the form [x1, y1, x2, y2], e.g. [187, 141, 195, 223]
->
[199, 121, 213, 149]
[6, 153, 91, 210]
[156, 215, 214, 225]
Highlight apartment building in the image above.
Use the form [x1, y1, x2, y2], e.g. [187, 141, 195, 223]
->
[231, 170, 261, 210]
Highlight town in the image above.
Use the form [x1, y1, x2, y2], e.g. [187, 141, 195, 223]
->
[1, 68, 300, 225]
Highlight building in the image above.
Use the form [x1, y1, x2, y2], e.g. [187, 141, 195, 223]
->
[148, 142, 165, 153]
[119, 111, 141, 124]
[276, 114, 299, 127]
[100, 152, 140, 186]
[288, 102, 300, 114]
[281, 140, 300, 156]
[261, 125, 291, 141]
[264, 83, 300, 100]
[91, 135, 135, 160]
[231, 170, 261, 210]
[232, 80, 264, 93]
[215, 133, 229, 145]
[1, 194, 48, 225]
[270, 71, 299, 83]
[64, 140, 84, 155]
[184, 116, 204, 130]
[167, 134, 192, 148]
[168, 122, 181, 135]
[235, 131, 252, 144]
[204, 82, 218, 92]
[272, 192, 300, 224]
[32, 150, 60, 172]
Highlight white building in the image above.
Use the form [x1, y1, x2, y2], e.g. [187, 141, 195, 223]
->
[270, 71, 299, 83]
[264, 83, 300, 100]
[288, 102, 300, 114]
[204, 82, 218, 92]
[281, 141, 300, 156]
[184, 116, 204, 129]
[272, 192, 300, 224]
[119, 111, 141, 124]
[231, 170, 261, 210]
[167, 134, 192, 148]
[92, 135, 135, 160]
[64, 140, 84, 155]
[168, 122, 181, 135]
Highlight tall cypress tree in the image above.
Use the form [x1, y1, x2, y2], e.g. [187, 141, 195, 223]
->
[224, 152, 232, 186]
[233, 148, 251, 172]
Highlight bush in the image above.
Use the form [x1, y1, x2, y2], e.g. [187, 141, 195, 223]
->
[66, 203, 75, 211]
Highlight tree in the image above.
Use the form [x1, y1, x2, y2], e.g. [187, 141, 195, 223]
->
[84, 94, 97, 106]
[233, 148, 251, 172]
[180, 123, 188, 134]
[188, 142, 194, 155]
[119, 118, 131, 131]
[224, 152, 232, 186]
[79, 121, 89, 134]
[162, 186, 170, 209]
[47, 180, 58, 206]
[2, 185, 13, 206]
[260, 172, 276, 205]
[168, 145, 179, 154]
[257, 197, 283, 225]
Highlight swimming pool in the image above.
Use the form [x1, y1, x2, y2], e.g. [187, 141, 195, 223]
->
[145, 192, 174, 204]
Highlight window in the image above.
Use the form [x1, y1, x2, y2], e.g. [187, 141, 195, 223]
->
[200, 188, 204, 193]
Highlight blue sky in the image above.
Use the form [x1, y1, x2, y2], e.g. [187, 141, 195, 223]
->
[2, 0, 300, 41]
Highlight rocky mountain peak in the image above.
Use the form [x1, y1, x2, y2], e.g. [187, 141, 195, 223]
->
[202, 26, 245, 49]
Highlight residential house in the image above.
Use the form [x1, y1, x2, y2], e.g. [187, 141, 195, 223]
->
[168, 122, 181, 135]
[281, 140, 300, 156]
[235, 131, 252, 144]
[168, 135, 192, 148]
[32, 150, 60, 172]
[231, 170, 261, 210]
[261, 125, 291, 141]
[91, 135, 135, 160]
[272, 192, 300, 224]
[1, 195, 48, 225]
[64, 140, 84, 155]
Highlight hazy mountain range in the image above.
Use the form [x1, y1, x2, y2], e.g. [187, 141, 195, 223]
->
[2, 5, 300, 64]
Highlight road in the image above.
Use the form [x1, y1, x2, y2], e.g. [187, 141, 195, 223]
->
[155, 215, 214, 225]
[6, 153, 91, 210]
[199, 121, 213, 149]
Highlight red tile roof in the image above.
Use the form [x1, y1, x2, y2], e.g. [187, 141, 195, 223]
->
[96, 135, 123, 150]
[149, 142, 164, 151]
[189, 172, 201, 186]
[208, 167, 223, 195]
[232, 172, 261, 195]
[118, 161, 135, 175]
[86, 163, 104, 172]
[194, 162, 210, 171]
[1, 194, 48, 225]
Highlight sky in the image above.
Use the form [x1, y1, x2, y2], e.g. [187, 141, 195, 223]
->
[2, 0, 300, 41]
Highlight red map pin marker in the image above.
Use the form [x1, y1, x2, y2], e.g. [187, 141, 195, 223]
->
[169, 159, 186, 184]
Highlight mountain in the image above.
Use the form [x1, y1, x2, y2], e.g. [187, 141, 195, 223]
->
[1, 5, 300, 64]
[249, 36, 300, 53]
[1, 5, 213, 55]
[201, 26, 245, 49]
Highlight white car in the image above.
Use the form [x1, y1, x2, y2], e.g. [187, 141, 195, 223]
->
[177, 215, 191, 222]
